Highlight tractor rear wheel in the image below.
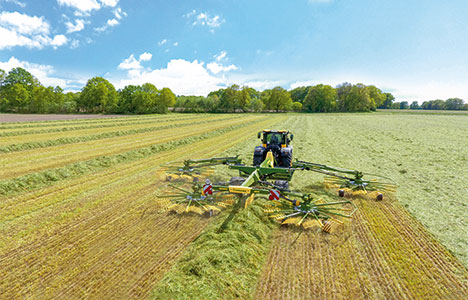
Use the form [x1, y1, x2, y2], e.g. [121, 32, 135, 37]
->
[253, 154, 263, 166]
[281, 154, 292, 167]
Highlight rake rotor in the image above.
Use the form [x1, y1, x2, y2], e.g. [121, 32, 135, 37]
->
[265, 195, 357, 232]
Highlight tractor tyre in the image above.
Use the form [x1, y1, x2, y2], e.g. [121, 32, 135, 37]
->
[253, 154, 263, 166]
[281, 153, 292, 167]
[229, 176, 245, 186]
[274, 180, 289, 191]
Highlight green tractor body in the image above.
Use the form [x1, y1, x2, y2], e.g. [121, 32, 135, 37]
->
[253, 130, 294, 167]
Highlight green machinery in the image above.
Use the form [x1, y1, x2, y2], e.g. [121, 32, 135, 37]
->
[158, 130, 395, 232]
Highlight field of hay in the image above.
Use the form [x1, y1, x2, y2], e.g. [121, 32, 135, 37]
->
[1, 112, 467, 299]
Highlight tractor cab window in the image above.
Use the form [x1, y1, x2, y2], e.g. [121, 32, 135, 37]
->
[265, 133, 283, 145]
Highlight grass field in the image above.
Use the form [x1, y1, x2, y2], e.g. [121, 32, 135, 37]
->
[1, 112, 467, 299]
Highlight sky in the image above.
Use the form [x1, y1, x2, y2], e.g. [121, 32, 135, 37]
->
[0, 0, 467, 102]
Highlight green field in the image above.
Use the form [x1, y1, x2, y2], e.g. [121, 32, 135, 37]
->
[1, 112, 467, 299]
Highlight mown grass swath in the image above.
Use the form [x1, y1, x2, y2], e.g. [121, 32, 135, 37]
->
[0, 115, 240, 153]
[0, 118, 264, 196]
[150, 199, 276, 300]
[0, 116, 257, 180]
[0, 114, 198, 137]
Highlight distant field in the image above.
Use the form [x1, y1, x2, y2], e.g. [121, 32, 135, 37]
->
[0, 113, 130, 123]
[1, 112, 467, 299]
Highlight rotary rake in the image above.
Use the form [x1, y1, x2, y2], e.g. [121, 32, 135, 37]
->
[157, 130, 396, 232]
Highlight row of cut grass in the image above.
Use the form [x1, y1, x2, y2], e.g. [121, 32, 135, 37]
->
[0, 114, 174, 129]
[0, 115, 239, 153]
[0, 114, 198, 137]
[0, 116, 265, 196]
[0, 115, 253, 179]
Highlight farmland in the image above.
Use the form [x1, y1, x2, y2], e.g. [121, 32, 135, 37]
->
[1, 112, 467, 299]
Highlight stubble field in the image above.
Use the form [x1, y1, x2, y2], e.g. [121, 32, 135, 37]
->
[0, 112, 467, 299]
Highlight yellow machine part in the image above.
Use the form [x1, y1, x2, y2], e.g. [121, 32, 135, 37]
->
[229, 186, 252, 194]
[245, 193, 255, 208]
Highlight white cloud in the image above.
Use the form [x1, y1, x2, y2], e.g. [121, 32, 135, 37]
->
[57, 0, 101, 13]
[0, 56, 67, 87]
[51, 34, 68, 47]
[94, 18, 119, 32]
[118, 52, 152, 72]
[0, 11, 68, 49]
[214, 50, 227, 62]
[113, 7, 126, 19]
[65, 18, 85, 33]
[0, 11, 49, 35]
[118, 54, 142, 70]
[158, 39, 167, 46]
[139, 52, 152, 62]
[183, 9, 196, 18]
[243, 80, 284, 91]
[206, 51, 237, 74]
[99, 0, 118, 7]
[107, 18, 119, 26]
[207, 62, 237, 74]
[185, 10, 224, 31]
[118, 59, 228, 96]
[193, 12, 224, 28]
[173, 41, 178, 46]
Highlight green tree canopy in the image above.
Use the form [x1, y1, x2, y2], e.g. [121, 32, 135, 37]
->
[79, 77, 118, 113]
[303, 84, 337, 112]
[264, 86, 292, 112]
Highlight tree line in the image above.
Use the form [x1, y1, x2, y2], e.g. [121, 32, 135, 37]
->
[390, 99, 467, 111]
[0, 67, 466, 114]
[0, 67, 175, 114]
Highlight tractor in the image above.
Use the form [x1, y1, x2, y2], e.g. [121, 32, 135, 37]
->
[253, 130, 293, 167]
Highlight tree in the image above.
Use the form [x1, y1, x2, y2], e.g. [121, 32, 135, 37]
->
[410, 101, 419, 109]
[0, 68, 5, 86]
[4, 83, 30, 112]
[158, 87, 175, 113]
[379, 93, 395, 109]
[219, 85, 240, 112]
[292, 102, 302, 112]
[237, 87, 251, 112]
[3, 67, 39, 90]
[118, 85, 139, 113]
[445, 98, 464, 110]
[367, 85, 385, 109]
[400, 101, 409, 109]
[264, 86, 292, 112]
[289, 86, 310, 103]
[303, 84, 337, 112]
[249, 98, 264, 112]
[79, 77, 118, 113]
[339, 84, 373, 112]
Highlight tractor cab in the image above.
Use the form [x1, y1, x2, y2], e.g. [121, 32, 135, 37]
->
[258, 130, 293, 147]
[254, 130, 294, 167]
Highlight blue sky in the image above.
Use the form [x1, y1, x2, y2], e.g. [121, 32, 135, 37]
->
[0, 0, 467, 101]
